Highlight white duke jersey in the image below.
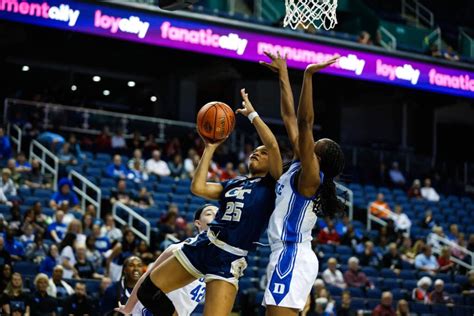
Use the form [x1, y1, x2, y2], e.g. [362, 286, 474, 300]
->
[268, 161, 323, 245]
[167, 242, 206, 316]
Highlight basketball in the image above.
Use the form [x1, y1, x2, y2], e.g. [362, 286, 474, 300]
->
[197, 102, 235, 142]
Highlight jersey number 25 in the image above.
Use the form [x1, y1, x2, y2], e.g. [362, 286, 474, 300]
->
[222, 202, 243, 222]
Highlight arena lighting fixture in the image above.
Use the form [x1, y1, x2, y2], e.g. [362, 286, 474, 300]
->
[71, 85, 77, 91]
[103, 90, 110, 96]
[93, 76, 101, 82]
[22, 65, 30, 72]
[128, 81, 136, 87]
[150, 96, 157, 102]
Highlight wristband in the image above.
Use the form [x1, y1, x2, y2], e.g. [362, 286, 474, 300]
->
[248, 112, 259, 124]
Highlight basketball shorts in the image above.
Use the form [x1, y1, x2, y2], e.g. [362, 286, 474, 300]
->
[263, 242, 319, 311]
[173, 232, 248, 289]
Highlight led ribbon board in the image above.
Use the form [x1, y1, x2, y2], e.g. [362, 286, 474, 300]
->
[1, 0, 473, 98]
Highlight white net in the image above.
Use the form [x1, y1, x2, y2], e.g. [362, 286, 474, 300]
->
[284, 0, 338, 31]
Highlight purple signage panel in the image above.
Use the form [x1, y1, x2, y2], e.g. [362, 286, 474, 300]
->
[1, 0, 473, 98]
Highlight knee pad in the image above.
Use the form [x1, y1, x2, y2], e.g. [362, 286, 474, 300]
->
[137, 275, 175, 316]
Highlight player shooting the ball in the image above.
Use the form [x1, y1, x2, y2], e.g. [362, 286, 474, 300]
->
[130, 89, 282, 316]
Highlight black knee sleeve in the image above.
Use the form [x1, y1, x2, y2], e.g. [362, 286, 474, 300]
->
[137, 275, 175, 316]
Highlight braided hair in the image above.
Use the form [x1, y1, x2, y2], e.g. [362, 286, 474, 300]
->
[313, 139, 345, 218]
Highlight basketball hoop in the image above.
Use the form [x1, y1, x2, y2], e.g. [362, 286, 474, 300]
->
[284, 0, 338, 31]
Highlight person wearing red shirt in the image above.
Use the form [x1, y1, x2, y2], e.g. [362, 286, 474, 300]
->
[372, 292, 396, 316]
[318, 219, 340, 245]
[437, 246, 455, 273]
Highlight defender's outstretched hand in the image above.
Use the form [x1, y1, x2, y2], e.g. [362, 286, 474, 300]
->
[236, 89, 256, 118]
[305, 55, 340, 75]
[259, 51, 288, 73]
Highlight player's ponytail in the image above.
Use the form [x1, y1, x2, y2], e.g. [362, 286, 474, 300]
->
[315, 176, 345, 218]
[313, 139, 346, 218]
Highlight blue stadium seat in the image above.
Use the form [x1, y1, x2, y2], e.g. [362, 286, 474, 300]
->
[177, 179, 191, 187]
[431, 304, 450, 315]
[318, 244, 334, 254]
[23, 196, 40, 206]
[100, 178, 116, 188]
[257, 247, 271, 257]
[327, 285, 343, 297]
[336, 245, 353, 255]
[380, 268, 397, 279]
[246, 256, 258, 267]
[348, 287, 364, 298]
[383, 278, 400, 289]
[87, 168, 102, 178]
[452, 305, 474, 316]
[444, 283, 459, 294]
[392, 288, 407, 300]
[189, 196, 207, 205]
[0, 204, 10, 217]
[171, 195, 188, 204]
[366, 300, 380, 310]
[83, 279, 101, 294]
[366, 288, 381, 299]
[156, 184, 173, 194]
[175, 186, 191, 195]
[238, 278, 253, 291]
[14, 261, 38, 275]
[18, 187, 31, 197]
[454, 275, 468, 284]
[410, 302, 431, 314]
[350, 298, 366, 310]
[399, 270, 416, 280]
[96, 153, 112, 161]
[434, 274, 452, 283]
[402, 280, 417, 290]
[159, 177, 175, 185]
[258, 258, 269, 268]
[361, 267, 378, 277]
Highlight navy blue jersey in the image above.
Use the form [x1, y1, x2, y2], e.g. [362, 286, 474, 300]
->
[209, 175, 276, 251]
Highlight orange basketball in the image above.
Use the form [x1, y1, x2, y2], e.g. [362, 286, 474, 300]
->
[197, 102, 235, 142]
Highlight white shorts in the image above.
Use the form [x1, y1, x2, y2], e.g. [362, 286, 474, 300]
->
[263, 242, 318, 311]
[167, 278, 205, 316]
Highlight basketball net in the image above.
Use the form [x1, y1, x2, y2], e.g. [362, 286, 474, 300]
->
[284, 0, 338, 31]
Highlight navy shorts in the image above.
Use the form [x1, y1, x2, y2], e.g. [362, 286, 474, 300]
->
[173, 232, 248, 289]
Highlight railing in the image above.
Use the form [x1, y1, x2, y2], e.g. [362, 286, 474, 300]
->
[378, 26, 397, 50]
[112, 202, 151, 244]
[459, 28, 474, 58]
[261, 0, 283, 21]
[29, 140, 59, 190]
[366, 203, 390, 231]
[401, 0, 434, 28]
[6, 124, 22, 154]
[3, 99, 195, 145]
[68, 170, 102, 218]
[336, 182, 353, 220]
[428, 233, 474, 271]
[424, 27, 441, 51]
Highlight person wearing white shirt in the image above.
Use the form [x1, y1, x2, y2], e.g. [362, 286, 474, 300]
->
[145, 150, 170, 177]
[111, 130, 127, 149]
[184, 149, 197, 176]
[0, 168, 17, 196]
[389, 162, 406, 186]
[421, 178, 440, 202]
[391, 204, 412, 233]
[100, 214, 123, 243]
[322, 257, 346, 289]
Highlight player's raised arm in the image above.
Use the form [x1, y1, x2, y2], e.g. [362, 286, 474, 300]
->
[237, 89, 282, 180]
[297, 56, 339, 197]
[190, 138, 225, 200]
[260, 51, 299, 159]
